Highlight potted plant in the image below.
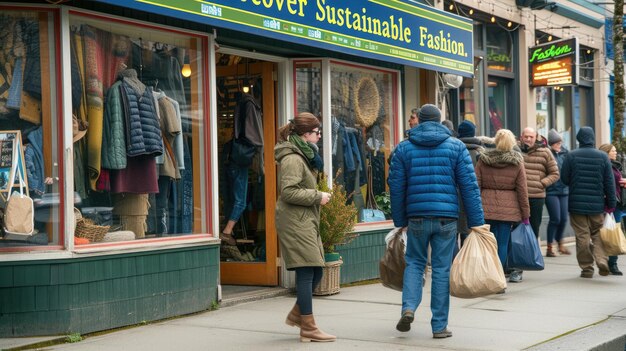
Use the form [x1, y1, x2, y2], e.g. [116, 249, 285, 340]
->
[314, 173, 358, 295]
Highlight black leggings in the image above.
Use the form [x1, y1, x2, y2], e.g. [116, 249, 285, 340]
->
[295, 266, 324, 315]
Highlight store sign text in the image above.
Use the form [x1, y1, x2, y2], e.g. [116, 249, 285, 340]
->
[529, 38, 578, 87]
[101, 0, 474, 76]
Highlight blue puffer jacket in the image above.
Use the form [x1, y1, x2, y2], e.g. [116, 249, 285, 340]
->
[121, 80, 163, 157]
[388, 122, 484, 228]
[561, 127, 616, 214]
[546, 147, 569, 196]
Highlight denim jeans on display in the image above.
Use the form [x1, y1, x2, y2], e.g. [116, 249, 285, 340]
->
[402, 217, 457, 333]
[295, 266, 324, 315]
[226, 164, 249, 222]
[545, 195, 568, 244]
[486, 220, 513, 268]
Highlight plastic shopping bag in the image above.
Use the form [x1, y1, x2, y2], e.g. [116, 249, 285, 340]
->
[600, 213, 626, 256]
[450, 224, 507, 298]
[508, 223, 545, 271]
[379, 227, 407, 291]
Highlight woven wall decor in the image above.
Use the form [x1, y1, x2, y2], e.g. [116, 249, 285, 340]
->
[353, 76, 380, 128]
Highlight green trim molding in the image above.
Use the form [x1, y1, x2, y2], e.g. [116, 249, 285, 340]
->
[0, 245, 219, 337]
[336, 228, 389, 284]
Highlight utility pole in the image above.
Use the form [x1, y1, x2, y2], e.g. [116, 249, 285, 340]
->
[613, 0, 625, 153]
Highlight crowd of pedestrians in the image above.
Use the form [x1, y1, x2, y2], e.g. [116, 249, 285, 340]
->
[273, 104, 623, 343]
[388, 104, 623, 340]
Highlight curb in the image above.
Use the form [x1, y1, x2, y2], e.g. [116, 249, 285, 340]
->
[526, 316, 626, 351]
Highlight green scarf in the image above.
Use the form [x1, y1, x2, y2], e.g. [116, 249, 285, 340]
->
[289, 134, 314, 160]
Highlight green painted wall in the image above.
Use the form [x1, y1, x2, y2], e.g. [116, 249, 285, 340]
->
[336, 229, 389, 284]
[0, 244, 220, 337]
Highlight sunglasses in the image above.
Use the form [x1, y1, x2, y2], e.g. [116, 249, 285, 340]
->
[310, 129, 321, 136]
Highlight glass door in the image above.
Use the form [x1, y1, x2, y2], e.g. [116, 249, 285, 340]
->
[217, 55, 278, 285]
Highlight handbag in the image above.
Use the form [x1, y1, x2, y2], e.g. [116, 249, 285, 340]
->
[359, 159, 385, 222]
[3, 147, 34, 238]
[507, 223, 545, 271]
[379, 227, 407, 291]
[227, 138, 256, 168]
[600, 213, 626, 256]
[450, 224, 507, 298]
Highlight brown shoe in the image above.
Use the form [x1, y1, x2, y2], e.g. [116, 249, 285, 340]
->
[300, 315, 336, 342]
[546, 244, 556, 257]
[220, 232, 237, 246]
[580, 270, 594, 278]
[285, 304, 301, 328]
[598, 263, 610, 276]
[558, 242, 571, 255]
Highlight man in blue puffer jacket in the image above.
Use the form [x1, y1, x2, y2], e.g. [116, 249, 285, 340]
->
[388, 104, 484, 339]
[561, 126, 616, 278]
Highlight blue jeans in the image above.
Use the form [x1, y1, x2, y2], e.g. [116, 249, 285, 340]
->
[486, 220, 513, 269]
[226, 165, 249, 222]
[545, 195, 568, 244]
[402, 217, 457, 333]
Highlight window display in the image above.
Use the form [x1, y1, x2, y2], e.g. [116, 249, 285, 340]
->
[68, 15, 207, 244]
[330, 63, 395, 223]
[0, 10, 60, 247]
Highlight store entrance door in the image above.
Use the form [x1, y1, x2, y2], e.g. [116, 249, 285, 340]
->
[217, 55, 278, 286]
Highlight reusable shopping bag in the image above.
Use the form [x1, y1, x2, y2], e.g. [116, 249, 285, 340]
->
[450, 224, 507, 298]
[507, 223, 545, 271]
[379, 227, 406, 291]
[4, 146, 34, 238]
[600, 213, 626, 256]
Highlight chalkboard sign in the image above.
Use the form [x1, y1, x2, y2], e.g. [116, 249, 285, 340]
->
[0, 131, 28, 196]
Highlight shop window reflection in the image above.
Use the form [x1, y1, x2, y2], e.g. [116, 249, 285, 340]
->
[0, 10, 60, 247]
[68, 15, 206, 245]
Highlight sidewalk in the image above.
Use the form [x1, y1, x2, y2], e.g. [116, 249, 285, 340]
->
[4, 244, 626, 351]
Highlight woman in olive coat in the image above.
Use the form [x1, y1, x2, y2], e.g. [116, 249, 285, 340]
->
[274, 112, 335, 342]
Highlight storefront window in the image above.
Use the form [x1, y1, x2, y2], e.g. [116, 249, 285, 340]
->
[295, 61, 322, 116]
[328, 62, 396, 223]
[487, 77, 512, 136]
[69, 15, 207, 245]
[486, 24, 512, 72]
[0, 9, 60, 247]
[573, 86, 594, 148]
[555, 87, 573, 149]
[459, 57, 484, 134]
[536, 87, 550, 138]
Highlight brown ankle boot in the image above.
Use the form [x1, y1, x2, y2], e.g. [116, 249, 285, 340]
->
[299, 315, 336, 342]
[546, 244, 556, 257]
[285, 304, 301, 328]
[558, 241, 571, 255]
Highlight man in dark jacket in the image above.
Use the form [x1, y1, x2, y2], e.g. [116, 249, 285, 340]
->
[388, 104, 484, 339]
[561, 126, 616, 278]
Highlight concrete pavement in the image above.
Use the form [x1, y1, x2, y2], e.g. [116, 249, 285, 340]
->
[4, 244, 626, 351]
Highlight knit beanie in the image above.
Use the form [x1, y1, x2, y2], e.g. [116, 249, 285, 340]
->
[418, 104, 441, 123]
[458, 120, 476, 138]
[548, 128, 562, 145]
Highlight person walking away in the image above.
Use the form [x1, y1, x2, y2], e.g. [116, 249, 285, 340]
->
[599, 143, 624, 275]
[545, 129, 570, 257]
[457, 120, 484, 246]
[560, 127, 615, 278]
[515, 127, 559, 282]
[388, 104, 484, 338]
[475, 129, 530, 290]
[274, 112, 335, 342]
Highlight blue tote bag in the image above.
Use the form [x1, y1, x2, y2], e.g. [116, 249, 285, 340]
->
[507, 223, 545, 271]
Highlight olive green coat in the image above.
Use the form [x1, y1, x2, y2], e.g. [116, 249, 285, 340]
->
[274, 141, 324, 270]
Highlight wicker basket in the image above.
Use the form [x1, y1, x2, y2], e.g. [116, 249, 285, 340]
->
[353, 76, 380, 128]
[313, 259, 343, 296]
[75, 217, 110, 242]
